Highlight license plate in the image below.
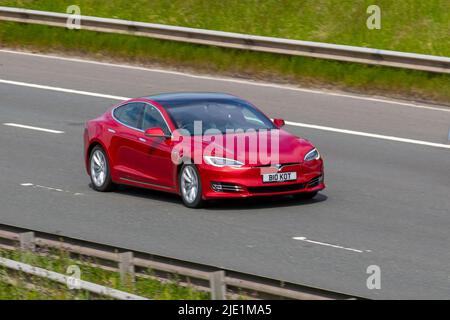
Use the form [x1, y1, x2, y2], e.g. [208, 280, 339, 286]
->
[262, 172, 297, 183]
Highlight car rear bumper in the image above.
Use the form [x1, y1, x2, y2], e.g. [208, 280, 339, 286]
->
[198, 161, 325, 199]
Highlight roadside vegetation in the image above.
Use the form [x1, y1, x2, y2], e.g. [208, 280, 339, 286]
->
[0, 248, 209, 300]
[0, 0, 448, 104]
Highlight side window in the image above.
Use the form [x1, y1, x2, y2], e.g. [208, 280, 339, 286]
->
[113, 103, 144, 129]
[142, 104, 170, 135]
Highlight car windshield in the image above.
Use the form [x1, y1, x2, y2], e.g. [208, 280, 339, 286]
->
[164, 99, 276, 135]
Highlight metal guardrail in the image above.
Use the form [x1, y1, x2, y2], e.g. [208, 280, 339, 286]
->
[0, 257, 148, 300]
[0, 224, 363, 300]
[0, 6, 449, 74]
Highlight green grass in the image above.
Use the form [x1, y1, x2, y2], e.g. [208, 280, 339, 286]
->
[0, 1, 448, 104]
[0, 248, 209, 300]
[1, 0, 449, 55]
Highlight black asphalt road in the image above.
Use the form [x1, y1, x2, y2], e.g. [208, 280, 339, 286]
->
[0, 50, 450, 299]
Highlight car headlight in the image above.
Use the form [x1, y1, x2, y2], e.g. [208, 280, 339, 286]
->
[304, 148, 321, 162]
[204, 156, 244, 167]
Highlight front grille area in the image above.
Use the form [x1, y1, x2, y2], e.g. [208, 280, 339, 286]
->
[212, 175, 323, 194]
[248, 183, 306, 194]
[247, 175, 323, 194]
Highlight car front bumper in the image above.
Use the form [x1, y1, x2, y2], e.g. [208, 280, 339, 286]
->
[198, 160, 325, 199]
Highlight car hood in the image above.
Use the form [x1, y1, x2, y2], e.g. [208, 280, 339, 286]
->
[183, 129, 316, 166]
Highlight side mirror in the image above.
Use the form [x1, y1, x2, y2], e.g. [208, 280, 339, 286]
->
[273, 118, 285, 128]
[144, 127, 168, 138]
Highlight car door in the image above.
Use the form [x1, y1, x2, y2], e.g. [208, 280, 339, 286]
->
[133, 103, 175, 189]
[109, 102, 146, 181]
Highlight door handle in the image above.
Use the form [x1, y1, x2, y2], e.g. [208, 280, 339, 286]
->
[107, 128, 116, 134]
[138, 137, 147, 143]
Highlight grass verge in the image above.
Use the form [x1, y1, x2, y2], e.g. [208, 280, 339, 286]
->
[1, 0, 448, 56]
[0, 248, 209, 300]
[0, 0, 449, 104]
[0, 21, 448, 105]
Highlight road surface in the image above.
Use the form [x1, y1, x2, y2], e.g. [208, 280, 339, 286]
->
[0, 49, 449, 299]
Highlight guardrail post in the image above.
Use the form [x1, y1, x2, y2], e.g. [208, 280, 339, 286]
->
[210, 270, 226, 300]
[118, 251, 135, 285]
[19, 232, 35, 251]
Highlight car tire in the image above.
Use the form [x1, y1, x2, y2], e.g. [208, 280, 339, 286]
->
[293, 191, 318, 200]
[179, 164, 204, 208]
[89, 145, 115, 192]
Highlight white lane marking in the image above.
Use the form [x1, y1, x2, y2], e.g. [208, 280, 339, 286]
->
[1, 79, 449, 151]
[286, 121, 450, 150]
[21, 183, 84, 196]
[0, 79, 127, 101]
[1, 49, 449, 113]
[3, 123, 65, 134]
[293, 237, 371, 253]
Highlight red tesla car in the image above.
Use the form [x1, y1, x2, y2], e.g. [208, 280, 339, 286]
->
[84, 93, 325, 208]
